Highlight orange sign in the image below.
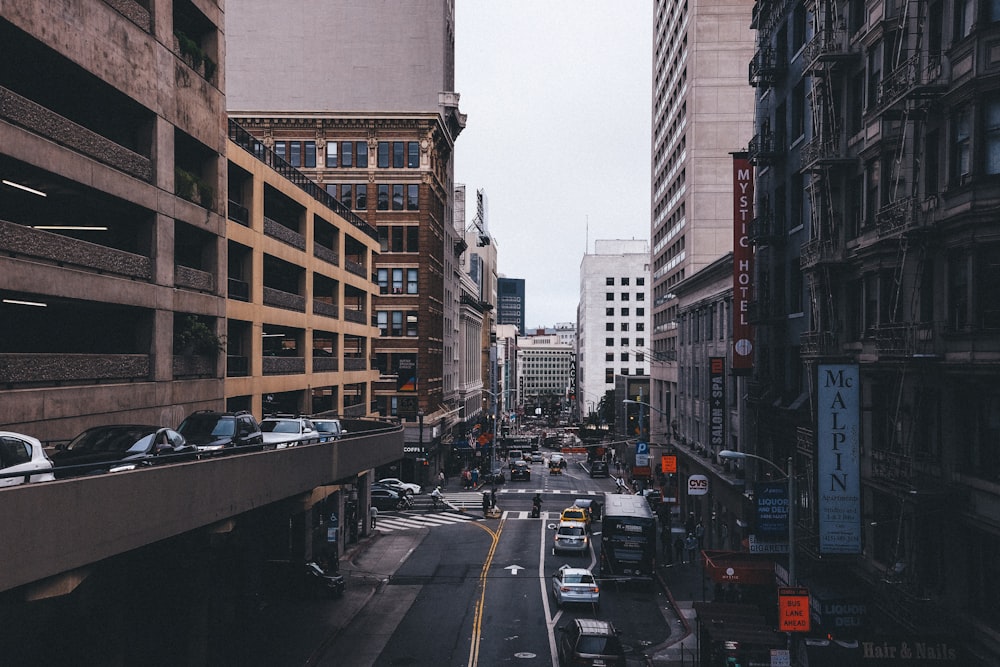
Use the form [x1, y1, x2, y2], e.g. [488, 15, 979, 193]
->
[778, 587, 810, 633]
[661, 455, 677, 473]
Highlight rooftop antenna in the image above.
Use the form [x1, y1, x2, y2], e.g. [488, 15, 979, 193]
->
[585, 215, 589, 254]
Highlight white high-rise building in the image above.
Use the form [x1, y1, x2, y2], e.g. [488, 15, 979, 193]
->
[577, 239, 651, 419]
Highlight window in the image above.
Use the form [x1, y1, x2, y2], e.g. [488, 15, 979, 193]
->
[637, 323, 645, 332]
[407, 268, 418, 294]
[407, 184, 419, 210]
[341, 142, 353, 168]
[954, 0, 973, 39]
[953, 108, 972, 182]
[391, 311, 403, 336]
[378, 142, 390, 168]
[606, 323, 615, 332]
[393, 142, 405, 168]
[605, 352, 614, 361]
[407, 226, 419, 252]
[606, 277, 615, 285]
[605, 368, 615, 383]
[289, 141, 301, 167]
[620, 352, 630, 361]
[391, 268, 404, 294]
[792, 4, 807, 52]
[791, 80, 806, 140]
[340, 184, 352, 209]
[621, 292, 630, 301]
[605, 307, 614, 316]
[376, 268, 389, 293]
[605, 337, 614, 346]
[377, 184, 390, 210]
[392, 184, 404, 210]
[866, 48, 881, 111]
[948, 250, 969, 329]
[621, 322, 630, 331]
[637, 307, 644, 316]
[274, 141, 286, 163]
[621, 277, 630, 286]
[408, 141, 419, 168]
[377, 311, 388, 335]
[356, 184, 368, 210]
[356, 141, 368, 168]
[620, 338, 629, 346]
[636, 277, 645, 286]
[406, 311, 418, 336]
[326, 142, 338, 167]
[304, 141, 316, 168]
[865, 159, 881, 224]
[637, 292, 645, 301]
[987, 99, 1000, 175]
[606, 292, 614, 301]
[621, 307, 630, 316]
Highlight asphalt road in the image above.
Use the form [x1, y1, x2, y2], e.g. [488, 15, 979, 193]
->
[315, 452, 671, 666]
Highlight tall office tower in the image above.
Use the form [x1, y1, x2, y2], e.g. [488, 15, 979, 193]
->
[576, 240, 652, 422]
[647, 0, 756, 446]
[226, 1, 466, 469]
[0, 1, 228, 440]
[744, 0, 1000, 657]
[497, 277, 526, 334]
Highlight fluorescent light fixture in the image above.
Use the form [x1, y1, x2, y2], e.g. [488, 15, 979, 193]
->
[262, 333, 285, 337]
[2, 179, 47, 197]
[32, 225, 108, 231]
[2, 299, 47, 307]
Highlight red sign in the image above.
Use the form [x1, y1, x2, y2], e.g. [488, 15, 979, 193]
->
[732, 154, 755, 375]
[779, 587, 811, 633]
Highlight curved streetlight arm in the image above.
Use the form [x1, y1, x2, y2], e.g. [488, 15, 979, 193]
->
[622, 399, 669, 417]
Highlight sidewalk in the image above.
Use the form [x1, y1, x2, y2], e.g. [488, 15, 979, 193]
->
[647, 553, 712, 666]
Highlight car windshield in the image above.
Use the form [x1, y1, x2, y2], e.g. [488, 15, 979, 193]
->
[261, 421, 298, 433]
[68, 427, 155, 452]
[563, 572, 594, 584]
[179, 415, 234, 437]
[577, 635, 623, 656]
[564, 510, 585, 519]
[315, 422, 338, 433]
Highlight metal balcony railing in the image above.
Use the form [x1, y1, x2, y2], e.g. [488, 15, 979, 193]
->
[875, 197, 918, 238]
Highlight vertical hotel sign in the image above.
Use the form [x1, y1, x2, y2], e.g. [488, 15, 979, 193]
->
[817, 364, 861, 553]
[732, 153, 754, 374]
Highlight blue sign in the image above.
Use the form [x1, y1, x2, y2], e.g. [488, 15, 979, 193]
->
[755, 481, 789, 539]
[636, 441, 649, 455]
[817, 364, 861, 554]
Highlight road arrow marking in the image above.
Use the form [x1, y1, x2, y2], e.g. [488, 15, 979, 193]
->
[505, 565, 525, 575]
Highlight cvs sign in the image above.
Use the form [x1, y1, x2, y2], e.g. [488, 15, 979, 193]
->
[688, 474, 709, 496]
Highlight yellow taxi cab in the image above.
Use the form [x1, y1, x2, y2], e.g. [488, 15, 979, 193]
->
[559, 504, 590, 528]
[549, 461, 563, 475]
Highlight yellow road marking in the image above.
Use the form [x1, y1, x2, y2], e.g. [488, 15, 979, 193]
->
[466, 518, 504, 667]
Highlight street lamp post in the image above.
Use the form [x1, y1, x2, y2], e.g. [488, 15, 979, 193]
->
[718, 450, 795, 587]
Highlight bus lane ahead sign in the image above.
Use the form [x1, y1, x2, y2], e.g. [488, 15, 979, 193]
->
[778, 587, 811, 632]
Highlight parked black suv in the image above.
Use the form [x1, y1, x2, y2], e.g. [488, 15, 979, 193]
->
[177, 410, 263, 453]
[589, 460, 609, 478]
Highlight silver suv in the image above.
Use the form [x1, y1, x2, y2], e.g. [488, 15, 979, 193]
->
[553, 520, 589, 555]
[259, 416, 318, 449]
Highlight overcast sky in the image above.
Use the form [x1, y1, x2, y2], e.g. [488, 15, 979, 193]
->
[454, 1, 653, 330]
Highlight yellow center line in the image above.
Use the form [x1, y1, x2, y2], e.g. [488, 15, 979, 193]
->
[466, 518, 505, 667]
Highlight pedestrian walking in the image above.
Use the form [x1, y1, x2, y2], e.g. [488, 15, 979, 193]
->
[684, 533, 698, 564]
[437, 469, 446, 488]
[370, 505, 378, 530]
[695, 520, 705, 549]
[490, 487, 497, 509]
[482, 491, 491, 516]
[471, 468, 479, 486]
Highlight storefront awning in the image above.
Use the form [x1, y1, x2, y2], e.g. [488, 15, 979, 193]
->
[702, 550, 777, 586]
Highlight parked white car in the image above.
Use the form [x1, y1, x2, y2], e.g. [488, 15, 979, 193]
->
[0, 431, 56, 486]
[259, 417, 319, 449]
[377, 477, 422, 495]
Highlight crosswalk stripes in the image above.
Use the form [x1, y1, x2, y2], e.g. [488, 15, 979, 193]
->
[498, 488, 607, 496]
[374, 510, 478, 533]
[501, 510, 559, 521]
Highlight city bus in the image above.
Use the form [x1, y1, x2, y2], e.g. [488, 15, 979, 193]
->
[599, 492, 656, 580]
